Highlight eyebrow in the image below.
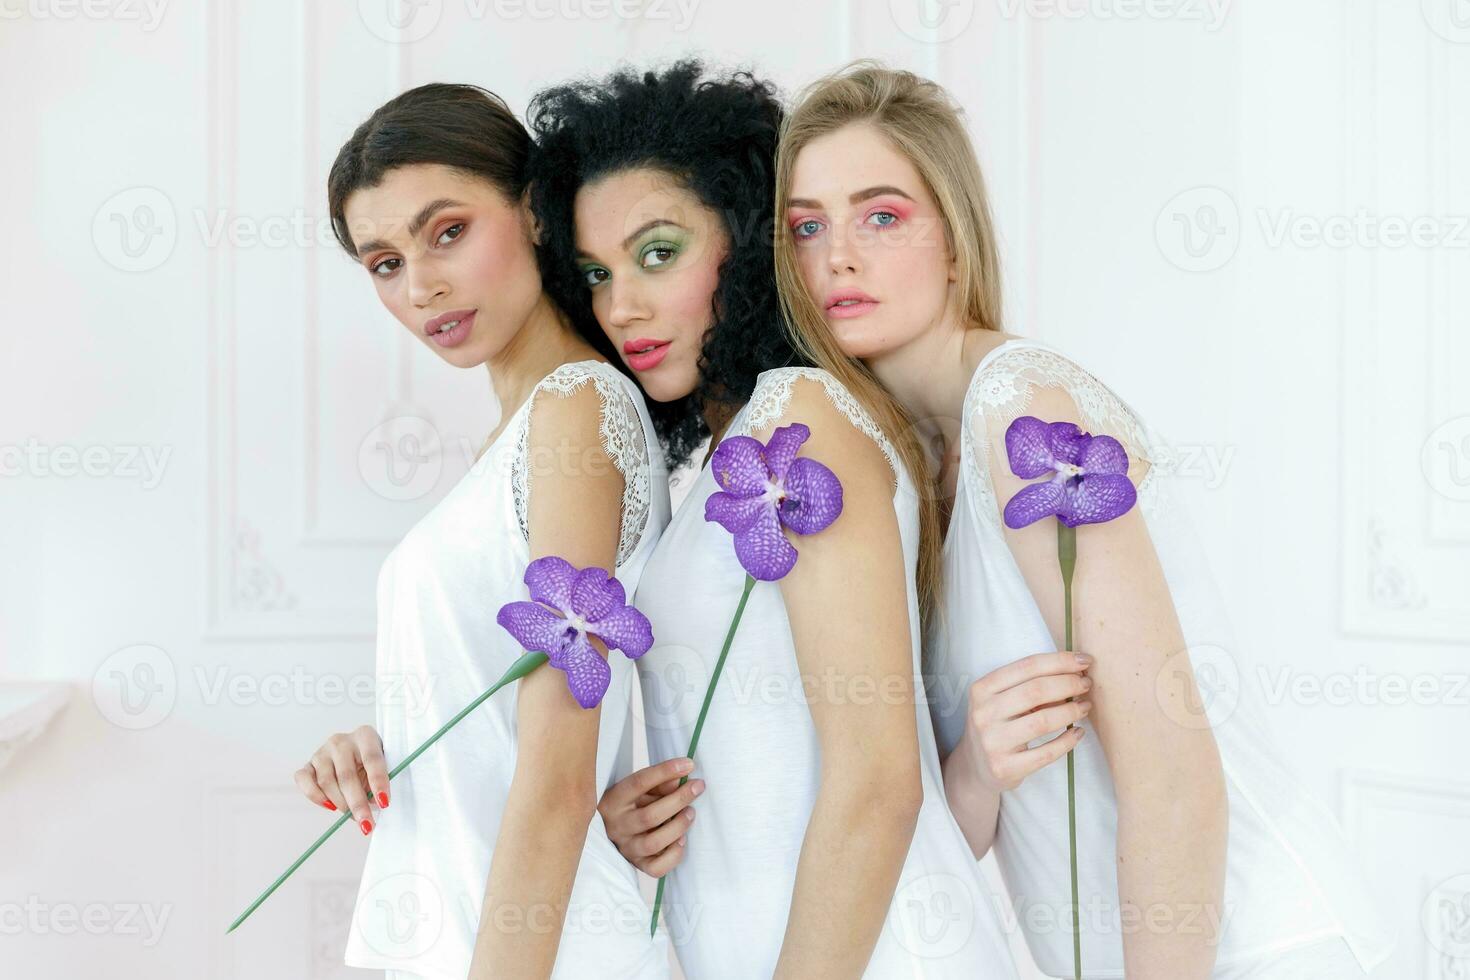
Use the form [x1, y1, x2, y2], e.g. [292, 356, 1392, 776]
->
[575, 219, 689, 260]
[354, 198, 467, 258]
[785, 185, 916, 210]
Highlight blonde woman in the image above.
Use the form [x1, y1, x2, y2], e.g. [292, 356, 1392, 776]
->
[772, 61, 1396, 980]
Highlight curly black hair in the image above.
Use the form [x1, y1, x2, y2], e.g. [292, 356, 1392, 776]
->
[526, 59, 808, 470]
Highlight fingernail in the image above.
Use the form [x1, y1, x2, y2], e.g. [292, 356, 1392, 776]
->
[1080, 700, 1093, 712]
[323, 800, 337, 811]
[360, 818, 373, 835]
[678, 835, 687, 846]
[1075, 653, 1094, 665]
[686, 808, 696, 822]
[675, 758, 693, 773]
[691, 781, 705, 796]
[378, 791, 389, 809]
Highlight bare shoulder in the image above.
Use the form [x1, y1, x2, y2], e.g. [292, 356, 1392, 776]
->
[744, 367, 899, 498]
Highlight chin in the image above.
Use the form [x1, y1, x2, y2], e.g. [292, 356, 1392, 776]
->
[827, 330, 886, 360]
[636, 364, 699, 403]
[829, 317, 912, 360]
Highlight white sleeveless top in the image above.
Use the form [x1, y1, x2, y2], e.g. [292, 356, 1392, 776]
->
[928, 338, 1398, 978]
[630, 367, 1021, 979]
[343, 359, 673, 980]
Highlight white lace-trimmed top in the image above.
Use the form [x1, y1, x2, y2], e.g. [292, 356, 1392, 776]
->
[343, 359, 673, 980]
[630, 366, 1021, 979]
[928, 337, 1398, 978]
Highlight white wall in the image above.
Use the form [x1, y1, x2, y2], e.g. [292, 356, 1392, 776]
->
[1, 0, 1464, 976]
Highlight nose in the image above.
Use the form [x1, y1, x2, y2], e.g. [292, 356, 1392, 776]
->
[606, 276, 651, 330]
[826, 224, 861, 277]
[407, 260, 448, 311]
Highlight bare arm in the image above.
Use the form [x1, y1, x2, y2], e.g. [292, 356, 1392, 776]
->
[941, 740, 1002, 858]
[986, 382, 1228, 979]
[765, 380, 925, 979]
[467, 381, 629, 980]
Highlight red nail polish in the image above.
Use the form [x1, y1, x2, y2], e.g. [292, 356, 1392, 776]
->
[378, 791, 389, 809]
[323, 800, 337, 811]
[360, 818, 373, 835]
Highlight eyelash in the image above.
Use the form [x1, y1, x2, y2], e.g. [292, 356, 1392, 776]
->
[641, 243, 678, 268]
[580, 241, 680, 289]
[369, 222, 465, 279]
[792, 218, 825, 240]
[790, 209, 902, 240]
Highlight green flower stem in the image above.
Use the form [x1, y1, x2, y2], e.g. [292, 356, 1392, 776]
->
[1058, 522, 1081, 980]
[649, 573, 757, 937]
[226, 649, 551, 934]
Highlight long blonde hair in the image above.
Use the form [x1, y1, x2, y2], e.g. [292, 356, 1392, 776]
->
[773, 60, 1005, 636]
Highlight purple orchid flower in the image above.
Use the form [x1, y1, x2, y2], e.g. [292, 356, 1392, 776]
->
[496, 556, 654, 708]
[1002, 416, 1137, 529]
[703, 422, 844, 580]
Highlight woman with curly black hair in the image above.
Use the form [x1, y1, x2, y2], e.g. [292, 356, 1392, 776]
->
[527, 59, 806, 470]
[529, 61, 1020, 978]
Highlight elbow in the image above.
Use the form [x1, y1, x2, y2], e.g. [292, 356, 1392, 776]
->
[891, 762, 925, 828]
[1122, 735, 1228, 830]
[1180, 735, 1227, 815]
[509, 762, 600, 827]
[830, 755, 924, 836]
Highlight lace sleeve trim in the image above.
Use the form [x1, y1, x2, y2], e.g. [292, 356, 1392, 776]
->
[735, 366, 902, 491]
[511, 361, 652, 568]
[961, 344, 1167, 527]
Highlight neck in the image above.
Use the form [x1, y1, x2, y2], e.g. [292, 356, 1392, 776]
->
[865, 311, 1001, 439]
[485, 293, 598, 420]
[702, 398, 740, 445]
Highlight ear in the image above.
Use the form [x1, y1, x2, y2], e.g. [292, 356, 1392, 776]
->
[520, 187, 543, 246]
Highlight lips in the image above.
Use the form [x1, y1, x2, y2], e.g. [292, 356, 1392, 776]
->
[424, 308, 476, 337]
[825, 289, 879, 320]
[424, 310, 476, 349]
[825, 289, 878, 310]
[623, 337, 672, 372]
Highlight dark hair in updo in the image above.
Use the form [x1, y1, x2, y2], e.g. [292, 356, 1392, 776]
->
[327, 82, 532, 258]
[527, 59, 808, 470]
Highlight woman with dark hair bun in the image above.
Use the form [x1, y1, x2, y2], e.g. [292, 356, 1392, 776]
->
[299, 82, 673, 979]
[530, 61, 1019, 977]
